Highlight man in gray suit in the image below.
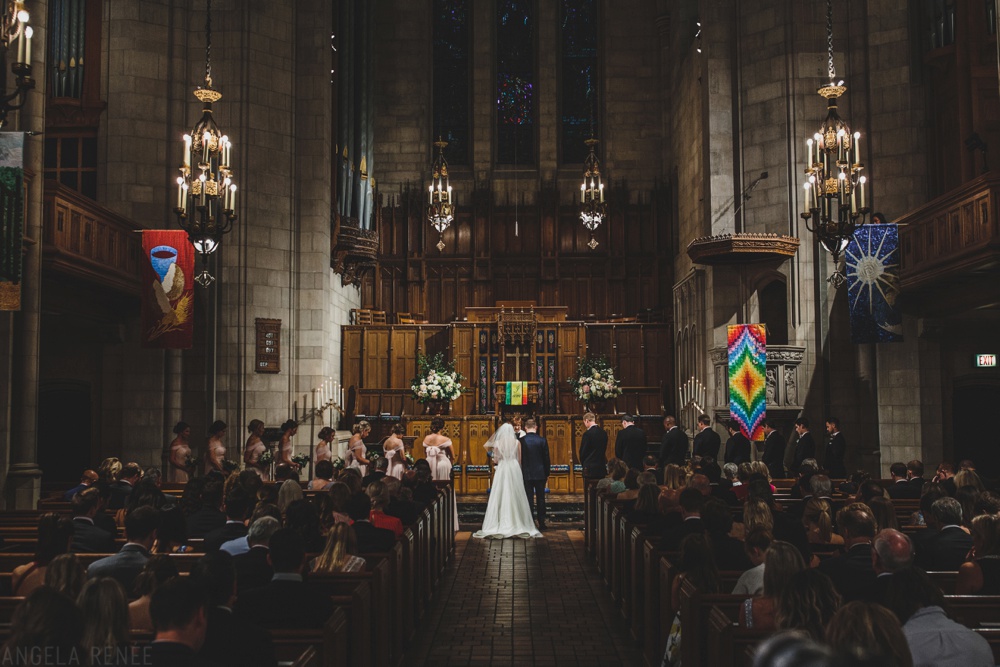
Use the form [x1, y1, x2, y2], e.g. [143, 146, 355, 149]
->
[88, 505, 160, 596]
[521, 419, 551, 530]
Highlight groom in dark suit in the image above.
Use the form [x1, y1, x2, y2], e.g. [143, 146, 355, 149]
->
[521, 419, 551, 530]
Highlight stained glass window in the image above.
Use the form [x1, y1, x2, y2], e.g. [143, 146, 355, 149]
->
[496, 0, 535, 165]
[433, 0, 470, 165]
[560, 0, 598, 164]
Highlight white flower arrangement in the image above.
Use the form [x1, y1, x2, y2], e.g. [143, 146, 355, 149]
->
[570, 356, 623, 402]
[410, 353, 464, 404]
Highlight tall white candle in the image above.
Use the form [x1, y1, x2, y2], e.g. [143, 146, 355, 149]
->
[23, 27, 31, 67]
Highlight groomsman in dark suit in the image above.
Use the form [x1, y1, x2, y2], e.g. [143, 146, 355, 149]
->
[791, 418, 816, 473]
[825, 417, 847, 478]
[579, 412, 608, 479]
[692, 415, 721, 461]
[724, 421, 751, 464]
[658, 415, 689, 466]
[520, 419, 551, 530]
[760, 420, 786, 479]
[614, 415, 647, 470]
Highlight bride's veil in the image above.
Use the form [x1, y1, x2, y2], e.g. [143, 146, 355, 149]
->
[484, 423, 517, 462]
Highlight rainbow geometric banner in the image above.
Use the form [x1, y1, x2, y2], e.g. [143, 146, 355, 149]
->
[727, 324, 767, 441]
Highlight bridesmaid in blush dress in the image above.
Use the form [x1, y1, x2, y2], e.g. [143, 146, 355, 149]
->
[384, 424, 407, 480]
[346, 421, 371, 477]
[422, 417, 454, 481]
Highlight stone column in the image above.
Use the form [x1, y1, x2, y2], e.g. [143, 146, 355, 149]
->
[6, 0, 47, 509]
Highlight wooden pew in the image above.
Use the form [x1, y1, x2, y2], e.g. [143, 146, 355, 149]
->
[678, 577, 744, 667]
[947, 596, 1000, 628]
[706, 605, 768, 667]
[270, 610, 350, 667]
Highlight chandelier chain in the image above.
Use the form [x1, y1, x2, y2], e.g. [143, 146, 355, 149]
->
[205, 0, 212, 84]
[826, 0, 835, 81]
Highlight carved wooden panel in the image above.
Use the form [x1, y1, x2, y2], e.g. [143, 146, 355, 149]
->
[389, 328, 417, 388]
[540, 416, 573, 469]
[342, 328, 363, 408]
[450, 326, 476, 417]
[362, 329, 390, 388]
[557, 325, 584, 413]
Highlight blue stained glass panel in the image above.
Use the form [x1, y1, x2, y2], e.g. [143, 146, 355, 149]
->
[560, 0, 598, 164]
[496, 0, 535, 165]
[433, 0, 470, 164]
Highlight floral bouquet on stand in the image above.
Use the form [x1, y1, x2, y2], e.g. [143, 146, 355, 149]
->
[410, 353, 464, 412]
[331, 456, 345, 471]
[570, 356, 623, 410]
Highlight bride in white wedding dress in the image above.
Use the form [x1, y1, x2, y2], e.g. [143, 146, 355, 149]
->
[473, 423, 542, 539]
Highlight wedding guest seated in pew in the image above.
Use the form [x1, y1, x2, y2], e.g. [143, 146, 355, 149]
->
[788, 460, 817, 500]
[232, 516, 280, 595]
[1, 586, 85, 665]
[856, 478, 889, 504]
[933, 462, 958, 496]
[700, 460, 739, 505]
[347, 493, 396, 554]
[255, 484, 279, 508]
[223, 504, 281, 557]
[824, 600, 913, 667]
[731, 498, 774, 541]
[596, 459, 627, 496]
[193, 551, 277, 667]
[642, 455, 664, 486]
[383, 477, 419, 527]
[88, 506, 160, 596]
[155, 505, 189, 554]
[311, 523, 366, 574]
[868, 495, 901, 532]
[109, 463, 143, 511]
[71, 487, 117, 554]
[119, 479, 167, 525]
[619, 470, 656, 502]
[817, 503, 878, 602]
[203, 490, 251, 553]
[13, 513, 74, 596]
[746, 478, 811, 560]
[235, 529, 334, 629]
[702, 498, 753, 570]
[149, 577, 216, 667]
[733, 463, 774, 503]
[63, 469, 98, 502]
[774, 569, 841, 641]
[409, 463, 440, 506]
[367, 481, 404, 538]
[45, 553, 87, 600]
[669, 534, 721, 627]
[906, 460, 928, 492]
[658, 464, 688, 513]
[277, 480, 303, 516]
[659, 488, 706, 551]
[615, 469, 641, 502]
[78, 576, 139, 666]
[752, 632, 834, 667]
[802, 498, 843, 554]
[185, 481, 226, 539]
[886, 568, 995, 667]
[889, 462, 922, 500]
[909, 486, 944, 527]
[732, 528, 772, 596]
[739, 540, 805, 632]
[974, 491, 1000, 516]
[625, 482, 669, 532]
[874, 529, 915, 603]
[362, 457, 389, 488]
[955, 485, 981, 530]
[320, 483, 354, 529]
[955, 513, 1000, 595]
[130, 555, 180, 632]
[913, 497, 974, 572]
[284, 500, 325, 553]
[340, 468, 365, 497]
[309, 460, 336, 492]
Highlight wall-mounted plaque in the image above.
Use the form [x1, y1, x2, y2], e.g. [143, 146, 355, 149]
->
[255, 318, 281, 373]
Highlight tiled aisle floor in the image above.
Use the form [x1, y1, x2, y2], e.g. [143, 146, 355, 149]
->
[403, 530, 644, 667]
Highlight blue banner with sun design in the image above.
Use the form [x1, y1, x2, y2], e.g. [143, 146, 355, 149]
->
[846, 223, 903, 344]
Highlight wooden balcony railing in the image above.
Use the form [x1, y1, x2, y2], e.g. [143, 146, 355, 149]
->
[43, 181, 142, 294]
[897, 172, 1000, 296]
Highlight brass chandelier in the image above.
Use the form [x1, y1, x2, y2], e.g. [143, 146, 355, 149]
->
[579, 137, 605, 250]
[0, 0, 32, 128]
[427, 138, 454, 252]
[174, 0, 237, 287]
[800, 0, 870, 288]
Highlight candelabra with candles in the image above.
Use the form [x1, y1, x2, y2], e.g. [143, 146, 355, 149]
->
[292, 378, 347, 479]
[799, 0, 871, 288]
[0, 1, 33, 128]
[579, 137, 605, 250]
[427, 138, 454, 252]
[173, 0, 237, 287]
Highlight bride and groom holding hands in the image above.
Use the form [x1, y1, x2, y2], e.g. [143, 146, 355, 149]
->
[473, 417, 551, 539]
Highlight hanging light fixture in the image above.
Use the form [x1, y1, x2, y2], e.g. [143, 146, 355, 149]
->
[427, 137, 454, 252]
[174, 0, 237, 287]
[0, 1, 33, 127]
[579, 137, 605, 250]
[800, 0, 870, 288]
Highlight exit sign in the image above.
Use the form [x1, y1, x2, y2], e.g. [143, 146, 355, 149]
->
[977, 354, 997, 368]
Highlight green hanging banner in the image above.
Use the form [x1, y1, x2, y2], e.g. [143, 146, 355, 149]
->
[0, 132, 25, 312]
